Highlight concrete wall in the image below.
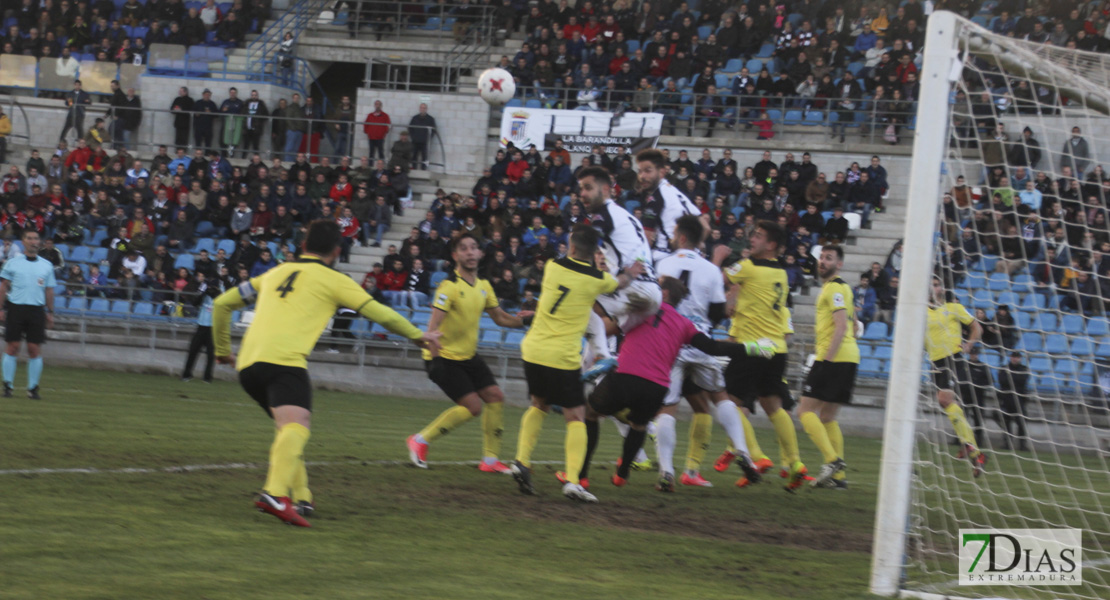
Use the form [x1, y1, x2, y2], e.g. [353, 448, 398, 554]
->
[355, 88, 490, 175]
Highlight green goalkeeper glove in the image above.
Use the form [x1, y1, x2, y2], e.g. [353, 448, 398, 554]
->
[743, 338, 776, 360]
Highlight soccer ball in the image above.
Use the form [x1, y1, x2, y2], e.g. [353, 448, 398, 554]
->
[477, 68, 516, 106]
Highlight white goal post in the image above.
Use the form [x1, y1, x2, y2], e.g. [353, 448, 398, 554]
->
[870, 10, 1110, 600]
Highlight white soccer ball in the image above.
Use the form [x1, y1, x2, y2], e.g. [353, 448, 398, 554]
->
[477, 68, 516, 106]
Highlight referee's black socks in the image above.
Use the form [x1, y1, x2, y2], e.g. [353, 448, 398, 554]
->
[618, 428, 647, 479]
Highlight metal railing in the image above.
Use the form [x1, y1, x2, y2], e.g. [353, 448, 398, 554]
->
[314, 1, 497, 43]
[508, 84, 922, 144]
[19, 102, 446, 170]
[4, 98, 31, 149]
[245, 0, 333, 73]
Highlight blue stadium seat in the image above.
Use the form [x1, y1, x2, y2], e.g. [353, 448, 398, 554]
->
[60, 297, 86, 315]
[90, 248, 108, 263]
[970, 289, 992, 310]
[217, 239, 237, 255]
[88, 299, 111, 315]
[859, 358, 884, 378]
[1061, 314, 1085, 335]
[69, 246, 91, 263]
[626, 40, 640, 53]
[1087, 317, 1110, 337]
[987, 272, 1009, 291]
[994, 291, 1018, 308]
[846, 61, 864, 76]
[745, 58, 763, 73]
[110, 300, 131, 315]
[524, 99, 542, 108]
[722, 59, 744, 73]
[504, 331, 525, 348]
[964, 273, 987, 289]
[430, 272, 448, 288]
[195, 221, 215, 237]
[410, 311, 430, 326]
[1097, 342, 1110, 358]
[755, 43, 774, 58]
[1011, 274, 1034, 293]
[873, 345, 893, 360]
[479, 329, 502, 348]
[1033, 313, 1058, 332]
[505, 98, 523, 108]
[624, 200, 640, 213]
[714, 74, 730, 89]
[1044, 334, 1068, 354]
[1020, 293, 1046, 310]
[132, 302, 156, 319]
[1017, 333, 1043, 352]
[861, 321, 889, 340]
[1054, 358, 1079, 375]
[194, 238, 216, 254]
[174, 254, 195, 271]
[1029, 356, 1053, 373]
[803, 111, 825, 125]
[858, 343, 873, 358]
[783, 110, 804, 124]
[1070, 337, 1094, 357]
[697, 25, 713, 39]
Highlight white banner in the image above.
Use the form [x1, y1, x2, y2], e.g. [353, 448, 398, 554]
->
[499, 107, 663, 153]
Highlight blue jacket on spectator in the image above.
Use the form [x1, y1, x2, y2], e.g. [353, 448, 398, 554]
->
[522, 225, 551, 247]
[250, 256, 278, 277]
[168, 157, 191, 174]
[288, 193, 313, 222]
[854, 31, 878, 54]
[548, 164, 573, 188]
[866, 163, 888, 191]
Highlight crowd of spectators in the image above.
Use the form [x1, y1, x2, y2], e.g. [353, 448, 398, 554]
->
[488, 0, 1110, 140]
[380, 140, 894, 310]
[0, 0, 270, 65]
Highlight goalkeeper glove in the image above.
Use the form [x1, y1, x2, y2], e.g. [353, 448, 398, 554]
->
[742, 338, 776, 359]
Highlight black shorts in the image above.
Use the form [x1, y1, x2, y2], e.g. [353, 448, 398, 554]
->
[5, 304, 46, 344]
[238, 362, 313, 418]
[726, 352, 788, 400]
[523, 361, 584, 408]
[588, 372, 668, 426]
[802, 361, 858, 405]
[932, 353, 972, 392]
[426, 355, 497, 402]
[738, 380, 796, 415]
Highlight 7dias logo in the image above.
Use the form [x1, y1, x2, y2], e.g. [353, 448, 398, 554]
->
[959, 529, 1083, 586]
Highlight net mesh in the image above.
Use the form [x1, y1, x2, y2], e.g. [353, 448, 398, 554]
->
[900, 15, 1110, 599]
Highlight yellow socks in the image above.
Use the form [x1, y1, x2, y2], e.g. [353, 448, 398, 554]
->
[945, 403, 979, 454]
[291, 456, 312, 504]
[262, 423, 310, 498]
[515, 406, 546, 467]
[564, 421, 587, 484]
[768, 408, 800, 467]
[824, 421, 845, 480]
[800, 412, 839, 463]
[419, 405, 474, 443]
[684, 413, 713, 472]
[481, 402, 504, 460]
[738, 408, 769, 461]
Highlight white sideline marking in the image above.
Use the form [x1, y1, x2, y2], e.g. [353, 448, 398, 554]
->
[0, 459, 565, 477]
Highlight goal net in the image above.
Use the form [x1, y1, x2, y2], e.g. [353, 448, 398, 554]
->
[871, 12, 1110, 600]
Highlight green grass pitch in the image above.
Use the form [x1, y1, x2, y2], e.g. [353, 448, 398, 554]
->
[3, 367, 895, 600]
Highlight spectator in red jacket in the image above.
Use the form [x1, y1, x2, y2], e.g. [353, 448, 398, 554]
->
[249, 201, 273, 240]
[329, 173, 354, 203]
[65, 139, 93, 172]
[362, 262, 387, 290]
[363, 100, 391, 161]
[337, 206, 360, 263]
[380, 258, 408, 305]
[506, 150, 529, 183]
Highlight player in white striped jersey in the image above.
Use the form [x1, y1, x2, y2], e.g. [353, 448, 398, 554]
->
[635, 149, 703, 263]
[651, 215, 762, 491]
[576, 166, 662, 381]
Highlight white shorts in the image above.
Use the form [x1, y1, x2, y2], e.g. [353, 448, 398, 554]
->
[663, 345, 727, 406]
[596, 278, 662, 333]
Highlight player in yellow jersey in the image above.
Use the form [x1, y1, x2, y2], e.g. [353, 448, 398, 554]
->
[212, 220, 440, 527]
[716, 221, 809, 492]
[511, 225, 643, 503]
[927, 275, 988, 477]
[799, 246, 859, 489]
[406, 233, 531, 474]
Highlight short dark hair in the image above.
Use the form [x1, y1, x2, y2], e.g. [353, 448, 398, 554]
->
[659, 276, 689, 307]
[576, 166, 612, 187]
[822, 245, 844, 260]
[674, 214, 704, 245]
[303, 219, 341, 255]
[451, 232, 482, 254]
[756, 220, 787, 250]
[570, 224, 601, 257]
[635, 148, 667, 169]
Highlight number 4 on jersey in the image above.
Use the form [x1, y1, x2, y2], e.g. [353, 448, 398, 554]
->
[276, 271, 301, 298]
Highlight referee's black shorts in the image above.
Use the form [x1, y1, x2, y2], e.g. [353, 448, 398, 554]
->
[725, 352, 788, 400]
[4, 303, 46, 344]
[239, 362, 313, 418]
[802, 361, 858, 405]
[587, 372, 668, 426]
[426, 355, 497, 402]
[523, 361, 584, 408]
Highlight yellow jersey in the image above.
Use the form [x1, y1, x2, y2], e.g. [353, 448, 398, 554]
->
[423, 270, 499, 361]
[724, 258, 791, 353]
[926, 301, 974, 361]
[521, 257, 618, 370]
[815, 277, 860, 363]
[212, 258, 423, 370]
